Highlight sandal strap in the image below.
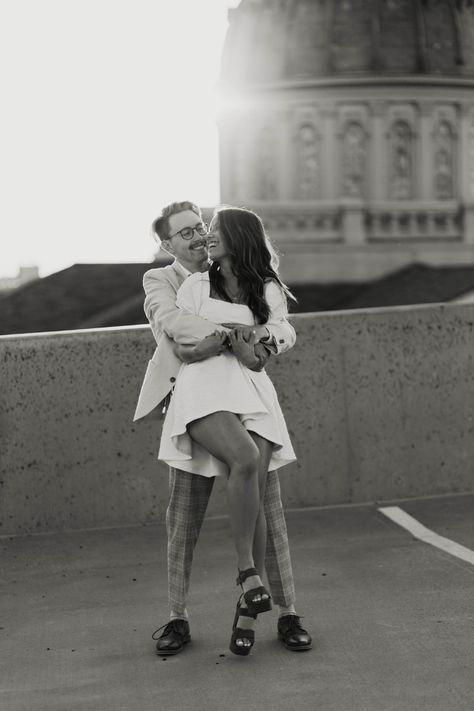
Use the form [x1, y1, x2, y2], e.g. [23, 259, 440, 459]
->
[238, 606, 257, 620]
[244, 584, 267, 598]
[236, 567, 258, 585]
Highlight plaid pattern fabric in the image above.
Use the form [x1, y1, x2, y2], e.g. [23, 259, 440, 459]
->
[166, 468, 215, 615]
[166, 467, 295, 614]
[264, 470, 296, 607]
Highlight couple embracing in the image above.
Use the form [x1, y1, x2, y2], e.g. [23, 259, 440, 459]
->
[134, 201, 312, 656]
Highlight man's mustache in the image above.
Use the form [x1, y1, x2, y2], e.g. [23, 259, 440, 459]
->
[191, 239, 207, 249]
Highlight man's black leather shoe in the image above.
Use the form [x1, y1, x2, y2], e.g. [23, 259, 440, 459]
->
[277, 614, 312, 651]
[152, 619, 191, 656]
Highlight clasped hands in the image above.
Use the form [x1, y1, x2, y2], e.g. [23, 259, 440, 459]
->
[194, 323, 269, 371]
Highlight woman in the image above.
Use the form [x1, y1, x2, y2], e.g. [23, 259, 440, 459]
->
[158, 206, 296, 655]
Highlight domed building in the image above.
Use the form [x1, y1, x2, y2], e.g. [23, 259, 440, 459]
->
[217, 0, 474, 283]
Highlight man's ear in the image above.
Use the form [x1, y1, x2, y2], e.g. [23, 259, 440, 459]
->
[161, 239, 174, 256]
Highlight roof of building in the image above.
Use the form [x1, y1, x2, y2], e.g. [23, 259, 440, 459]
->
[221, 0, 474, 86]
[334, 263, 474, 311]
[0, 263, 158, 336]
[2, 261, 474, 337]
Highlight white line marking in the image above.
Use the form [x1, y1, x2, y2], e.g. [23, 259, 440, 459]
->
[378, 506, 474, 566]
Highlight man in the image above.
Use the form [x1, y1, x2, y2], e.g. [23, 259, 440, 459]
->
[134, 200, 312, 654]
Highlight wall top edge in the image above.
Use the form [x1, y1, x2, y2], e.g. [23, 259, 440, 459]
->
[0, 324, 151, 343]
[2, 303, 474, 344]
[220, 200, 462, 211]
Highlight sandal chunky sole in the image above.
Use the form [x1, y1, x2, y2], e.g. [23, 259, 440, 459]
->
[229, 595, 256, 656]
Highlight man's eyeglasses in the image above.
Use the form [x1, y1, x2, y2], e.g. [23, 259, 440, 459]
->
[169, 223, 208, 240]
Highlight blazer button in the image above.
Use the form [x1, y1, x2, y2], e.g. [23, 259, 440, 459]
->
[170, 377, 176, 383]
[279, 339, 284, 344]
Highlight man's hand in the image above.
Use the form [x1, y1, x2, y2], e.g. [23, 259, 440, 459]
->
[172, 331, 228, 364]
[194, 331, 228, 360]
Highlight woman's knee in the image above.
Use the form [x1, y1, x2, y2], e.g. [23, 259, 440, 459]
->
[230, 441, 260, 477]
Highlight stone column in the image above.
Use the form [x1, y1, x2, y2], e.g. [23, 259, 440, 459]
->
[460, 104, 474, 202]
[321, 104, 338, 200]
[217, 115, 231, 203]
[460, 104, 474, 244]
[341, 198, 365, 245]
[280, 108, 293, 200]
[419, 101, 434, 200]
[371, 100, 387, 201]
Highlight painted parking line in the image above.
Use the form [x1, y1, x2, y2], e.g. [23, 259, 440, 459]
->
[379, 506, 474, 566]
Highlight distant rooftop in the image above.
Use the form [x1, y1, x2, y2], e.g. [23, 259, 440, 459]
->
[2, 261, 474, 336]
[0, 266, 39, 295]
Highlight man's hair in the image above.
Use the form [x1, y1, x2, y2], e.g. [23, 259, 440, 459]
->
[151, 201, 202, 248]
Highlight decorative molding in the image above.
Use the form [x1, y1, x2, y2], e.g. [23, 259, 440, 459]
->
[371, 100, 388, 118]
[419, 101, 435, 118]
[367, 204, 463, 241]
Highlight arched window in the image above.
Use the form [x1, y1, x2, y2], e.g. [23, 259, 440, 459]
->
[390, 120, 414, 200]
[433, 120, 455, 200]
[342, 121, 366, 198]
[295, 122, 320, 199]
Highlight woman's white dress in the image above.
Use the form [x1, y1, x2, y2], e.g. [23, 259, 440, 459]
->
[158, 272, 296, 477]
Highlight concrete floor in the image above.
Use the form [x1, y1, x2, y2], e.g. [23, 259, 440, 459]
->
[1, 494, 474, 711]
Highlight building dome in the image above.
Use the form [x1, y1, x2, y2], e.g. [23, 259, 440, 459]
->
[217, 0, 474, 284]
[221, 0, 474, 86]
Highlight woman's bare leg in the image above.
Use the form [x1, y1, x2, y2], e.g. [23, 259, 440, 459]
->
[232, 432, 273, 638]
[187, 411, 261, 574]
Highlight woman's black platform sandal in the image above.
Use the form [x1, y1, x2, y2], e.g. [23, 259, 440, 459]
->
[236, 567, 272, 615]
[229, 596, 257, 656]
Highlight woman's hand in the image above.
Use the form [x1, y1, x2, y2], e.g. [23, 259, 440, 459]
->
[228, 329, 262, 370]
[221, 323, 270, 343]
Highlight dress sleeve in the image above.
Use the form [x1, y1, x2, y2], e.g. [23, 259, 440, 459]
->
[263, 280, 296, 354]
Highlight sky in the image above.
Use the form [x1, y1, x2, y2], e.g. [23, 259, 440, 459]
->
[0, 0, 240, 278]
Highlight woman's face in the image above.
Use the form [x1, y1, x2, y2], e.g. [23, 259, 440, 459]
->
[206, 215, 229, 261]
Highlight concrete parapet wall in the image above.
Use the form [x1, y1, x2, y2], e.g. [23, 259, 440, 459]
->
[1, 304, 474, 536]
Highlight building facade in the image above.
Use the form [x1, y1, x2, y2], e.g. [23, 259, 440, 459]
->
[218, 0, 474, 282]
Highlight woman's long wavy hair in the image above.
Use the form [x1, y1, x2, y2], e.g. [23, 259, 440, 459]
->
[208, 207, 296, 324]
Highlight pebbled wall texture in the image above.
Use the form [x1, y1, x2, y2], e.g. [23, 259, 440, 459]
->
[1, 303, 474, 536]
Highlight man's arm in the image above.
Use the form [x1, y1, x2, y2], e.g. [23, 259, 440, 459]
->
[172, 332, 228, 363]
[143, 270, 218, 345]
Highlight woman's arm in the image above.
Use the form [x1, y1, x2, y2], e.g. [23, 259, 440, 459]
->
[223, 281, 295, 355]
[261, 281, 296, 354]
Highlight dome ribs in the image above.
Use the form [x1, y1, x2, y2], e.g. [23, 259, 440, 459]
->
[449, 0, 465, 66]
[370, 0, 382, 73]
[219, 0, 474, 84]
[414, 0, 430, 73]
